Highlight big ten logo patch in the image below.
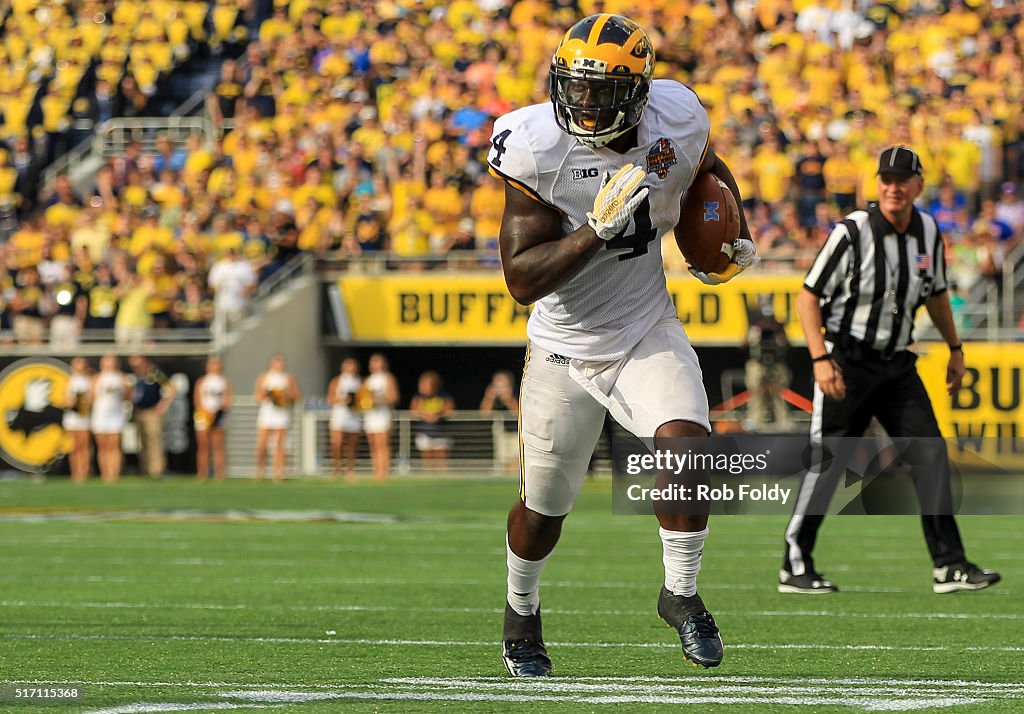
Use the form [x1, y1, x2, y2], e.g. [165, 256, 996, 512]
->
[0, 358, 72, 472]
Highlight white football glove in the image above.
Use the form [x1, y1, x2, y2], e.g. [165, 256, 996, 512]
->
[689, 238, 759, 285]
[730, 237, 757, 268]
[586, 164, 650, 241]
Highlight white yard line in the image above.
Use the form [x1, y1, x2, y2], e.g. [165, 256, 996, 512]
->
[3, 632, 1024, 652]
[6, 676, 1023, 690]
[219, 690, 986, 710]
[1, 599, 1020, 620]
[0, 573, 1014, 596]
[81, 704, 274, 714]
[12, 674, 1024, 714]
[56, 674, 1024, 713]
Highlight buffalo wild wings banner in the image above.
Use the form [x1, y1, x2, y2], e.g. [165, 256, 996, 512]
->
[333, 273, 806, 345]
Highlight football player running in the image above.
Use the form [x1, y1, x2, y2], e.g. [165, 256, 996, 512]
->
[488, 14, 756, 676]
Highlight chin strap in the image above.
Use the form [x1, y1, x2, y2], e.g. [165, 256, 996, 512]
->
[568, 110, 629, 148]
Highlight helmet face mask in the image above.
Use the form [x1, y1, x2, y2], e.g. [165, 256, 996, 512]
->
[549, 14, 654, 148]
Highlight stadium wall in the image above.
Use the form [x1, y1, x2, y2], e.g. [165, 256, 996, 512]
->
[222, 273, 327, 403]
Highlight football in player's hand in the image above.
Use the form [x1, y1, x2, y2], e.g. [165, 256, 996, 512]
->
[675, 173, 741, 274]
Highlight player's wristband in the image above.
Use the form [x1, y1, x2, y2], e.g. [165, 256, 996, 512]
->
[949, 343, 963, 352]
[811, 354, 833, 363]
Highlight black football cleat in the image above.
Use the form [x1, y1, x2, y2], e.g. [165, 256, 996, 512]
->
[778, 568, 839, 594]
[933, 562, 1002, 594]
[657, 586, 723, 668]
[501, 602, 552, 677]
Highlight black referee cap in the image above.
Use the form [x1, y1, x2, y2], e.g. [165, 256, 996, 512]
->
[877, 145, 923, 178]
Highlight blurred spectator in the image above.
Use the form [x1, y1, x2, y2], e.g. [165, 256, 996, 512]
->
[114, 271, 153, 348]
[995, 183, 1024, 235]
[0, 149, 18, 210]
[94, 78, 119, 127]
[752, 134, 792, 214]
[83, 263, 120, 333]
[974, 199, 1016, 246]
[243, 64, 279, 118]
[173, 280, 214, 330]
[70, 203, 112, 263]
[948, 229, 985, 291]
[207, 246, 257, 332]
[411, 371, 454, 471]
[45, 176, 83, 230]
[389, 195, 432, 268]
[9, 136, 43, 215]
[110, 140, 143, 189]
[10, 267, 53, 344]
[930, 184, 968, 235]
[793, 140, 828, 227]
[208, 59, 244, 129]
[266, 217, 301, 270]
[129, 355, 176, 478]
[480, 370, 519, 474]
[152, 133, 187, 174]
[744, 299, 794, 432]
[145, 256, 179, 329]
[49, 264, 82, 349]
[37, 243, 68, 288]
[350, 192, 388, 255]
[118, 75, 150, 118]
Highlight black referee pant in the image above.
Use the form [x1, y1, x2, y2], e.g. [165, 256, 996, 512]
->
[783, 343, 967, 576]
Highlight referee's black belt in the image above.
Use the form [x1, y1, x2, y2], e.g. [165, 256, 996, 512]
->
[826, 333, 903, 362]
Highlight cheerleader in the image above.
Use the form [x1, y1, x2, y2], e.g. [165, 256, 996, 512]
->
[327, 358, 363, 481]
[194, 357, 233, 481]
[63, 357, 93, 482]
[90, 354, 131, 483]
[362, 353, 399, 481]
[254, 354, 299, 482]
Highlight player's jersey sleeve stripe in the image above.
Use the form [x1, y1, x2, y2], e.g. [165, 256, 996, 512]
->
[488, 166, 561, 212]
[687, 130, 711, 191]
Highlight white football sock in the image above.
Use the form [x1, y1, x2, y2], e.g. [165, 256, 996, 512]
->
[660, 527, 708, 597]
[506, 535, 550, 616]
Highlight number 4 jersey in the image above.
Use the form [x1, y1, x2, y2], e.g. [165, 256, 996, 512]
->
[487, 79, 710, 361]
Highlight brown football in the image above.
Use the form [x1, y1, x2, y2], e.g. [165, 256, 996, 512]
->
[675, 173, 741, 274]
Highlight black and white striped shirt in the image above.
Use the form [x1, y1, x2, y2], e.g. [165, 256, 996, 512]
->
[804, 206, 947, 355]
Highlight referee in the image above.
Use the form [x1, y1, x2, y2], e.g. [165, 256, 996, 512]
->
[779, 146, 1001, 595]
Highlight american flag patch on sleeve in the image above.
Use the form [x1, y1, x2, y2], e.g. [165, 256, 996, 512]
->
[915, 254, 932, 270]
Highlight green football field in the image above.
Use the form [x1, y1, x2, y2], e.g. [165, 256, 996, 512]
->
[0, 476, 1020, 713]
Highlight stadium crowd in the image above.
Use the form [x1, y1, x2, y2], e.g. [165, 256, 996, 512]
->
[2, 0, 1024, 344]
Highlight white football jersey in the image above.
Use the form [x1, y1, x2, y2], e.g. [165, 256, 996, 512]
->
[488, 80, 710, 360]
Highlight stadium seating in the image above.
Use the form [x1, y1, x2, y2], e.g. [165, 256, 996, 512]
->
[3, 0, 1023, 344]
